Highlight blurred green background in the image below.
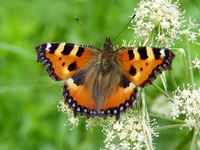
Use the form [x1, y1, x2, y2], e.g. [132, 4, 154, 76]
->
[0, 0, 199, 150]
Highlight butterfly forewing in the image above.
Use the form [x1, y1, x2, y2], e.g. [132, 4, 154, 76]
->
[118, 47, 175, 87]
[36, 43, 97, 80]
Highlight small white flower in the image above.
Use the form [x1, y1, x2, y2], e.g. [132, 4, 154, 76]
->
[168, 84, 200, 131]
[169, 105, 180, 119]
[192, 55, 200, 72]
[118, 131, 128, 141]
[106, 144, 116, 150]
[57, 100, 68, 113]
[188, 17, 199, 29]
[156, 34, 166, 42]
[182, 117, 197, 130]
[113, 121, 123, 131]
[188, 32, 198, 43]
[133, 142, 145, 150]
[160, 19, 170, 29]
[119, 141, 131, 150]
[104, 130, 115, 143]
[181, 88, 191, 99]
[66, 117, 79, 129]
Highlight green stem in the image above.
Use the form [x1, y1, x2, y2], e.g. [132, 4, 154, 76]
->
[190, 129, 197, 150]
[174, 130, 194, 150]
[149, 113, 184, 124]
[139, 89, 154, 150]
[182, 49, 191, 84]
[185, 34, 195, 87]
[168, 70, 178, 90]
[152, 83, 168, 97]
[155, 124, 184, 132]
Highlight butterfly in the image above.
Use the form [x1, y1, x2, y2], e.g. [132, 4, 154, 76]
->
[36, 38, 175, 120]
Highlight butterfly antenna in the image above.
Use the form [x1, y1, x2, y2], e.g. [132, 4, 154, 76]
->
[75, 17, 103, 44]
[112, 14, 136, 42]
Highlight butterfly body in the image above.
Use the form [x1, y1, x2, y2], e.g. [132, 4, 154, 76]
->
[36, 38, 175, 120]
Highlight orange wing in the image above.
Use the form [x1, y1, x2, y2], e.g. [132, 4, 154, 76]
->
[63, 77, 97, 116]
[63, 70, 138, 120]
[118, 47, 175, 87]
[36, 43, 99, 80]
[100, 82, 138, 120]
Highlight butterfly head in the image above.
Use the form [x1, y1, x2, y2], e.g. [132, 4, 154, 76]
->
[103, 38, 114, 52]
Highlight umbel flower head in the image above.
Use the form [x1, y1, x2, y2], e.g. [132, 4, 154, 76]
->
[130, 0, 185, 47]
[58, 101, 159, 149]
[168, 84, 200, 132]
[100, 109, 159, 150]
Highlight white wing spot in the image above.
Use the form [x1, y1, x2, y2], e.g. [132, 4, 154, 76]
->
[160, 48, 166, 57]
[45, 43, 51, 50]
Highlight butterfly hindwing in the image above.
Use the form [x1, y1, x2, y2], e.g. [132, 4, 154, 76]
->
[36, 43, 99, 81]
[118, 47, 175, 87]
[63, 79, 97, 116]
[62, 70, 138, 119]
[100, 75, 138, 119]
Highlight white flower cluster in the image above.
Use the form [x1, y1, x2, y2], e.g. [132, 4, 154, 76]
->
[58, 100, 159, 149]
[57, 101, 79, 129]
[131, 0, 185, 47]
[57, 100, 159, 149]
[168, 84, 200, 132]
[182, 17, 200, 45]
[101, 110, 159, 150]
[192, 54, 200, 72]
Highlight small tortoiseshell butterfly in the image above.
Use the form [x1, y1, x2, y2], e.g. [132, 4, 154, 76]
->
[36, 38, 175, 120]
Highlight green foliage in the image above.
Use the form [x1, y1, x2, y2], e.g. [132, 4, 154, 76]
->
[0, 0, 199, 150]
